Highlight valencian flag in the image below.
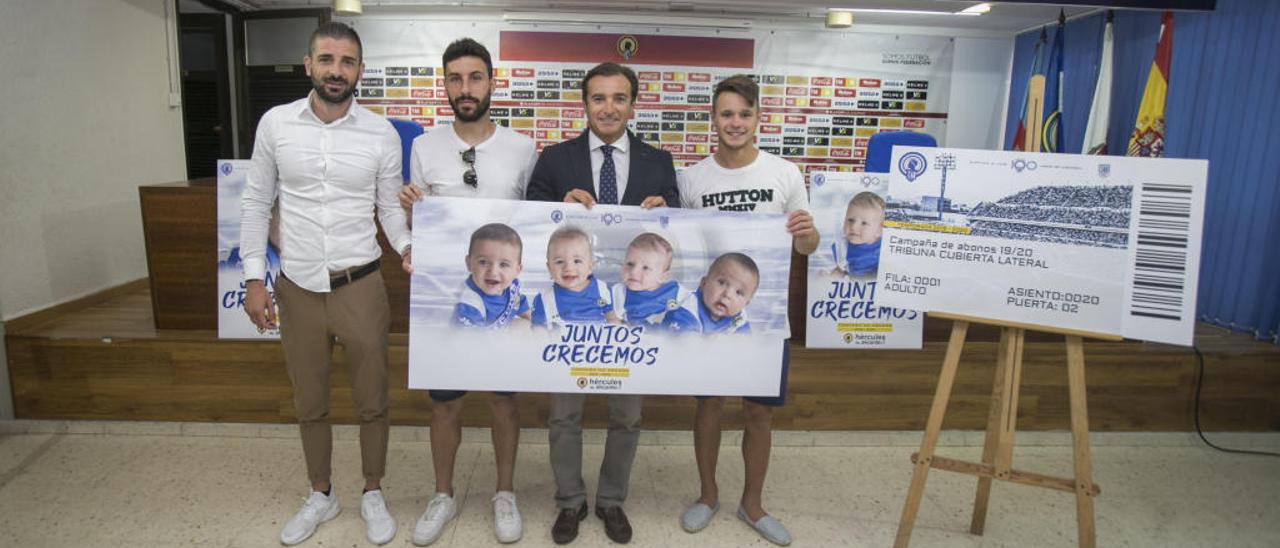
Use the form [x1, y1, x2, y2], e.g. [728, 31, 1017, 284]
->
[1040, 12, 1066, 153]
[1082, 12, 1114, 155]
[1128, 11, 1174, 157]
[1010, 30, 1046, 151]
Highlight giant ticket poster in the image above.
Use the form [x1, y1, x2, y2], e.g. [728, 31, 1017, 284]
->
[876, 147, 1208, 346]
[408, 197, 793, 395]
[805, 171, 922, 348]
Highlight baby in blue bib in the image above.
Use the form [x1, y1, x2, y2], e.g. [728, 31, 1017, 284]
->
[531, 225, 617, 328]
[832, 191, 885, 277]
[611, 232, 689, 326]
[453, 223, 531, 329]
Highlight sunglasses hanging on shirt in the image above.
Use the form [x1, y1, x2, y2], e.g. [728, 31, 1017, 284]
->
[461, 146, 478, 188]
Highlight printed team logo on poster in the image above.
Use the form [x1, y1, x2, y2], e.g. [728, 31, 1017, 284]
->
[876, 147, 1208, 346]
[408, 197, 793, 396]
[217, 160, 281, 339]
[805, 172, 922, 349]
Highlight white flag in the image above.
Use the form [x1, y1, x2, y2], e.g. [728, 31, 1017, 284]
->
[1082, 19, 1113, 154]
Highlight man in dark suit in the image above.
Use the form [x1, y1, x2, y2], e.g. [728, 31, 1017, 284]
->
[526, 62, 678, 209]
[526, 62, 677, 545]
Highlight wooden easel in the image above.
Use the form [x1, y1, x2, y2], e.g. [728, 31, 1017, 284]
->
[893, 312, 1120, 548]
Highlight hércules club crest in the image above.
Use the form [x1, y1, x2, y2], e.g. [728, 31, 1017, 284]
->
[616, 35, 639, 60]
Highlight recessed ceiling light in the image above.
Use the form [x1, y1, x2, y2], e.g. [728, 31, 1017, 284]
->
[826, 9, 854, 28]
[840, 8, 981, 17]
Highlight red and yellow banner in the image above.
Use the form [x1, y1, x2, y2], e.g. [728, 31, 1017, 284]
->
[1128, 11, 1173, 158]
[499, 31, 754, 68]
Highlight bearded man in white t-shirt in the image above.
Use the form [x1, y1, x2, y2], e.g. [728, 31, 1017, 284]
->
[675, 74, 819, 546]
[397, 38, 536, 546]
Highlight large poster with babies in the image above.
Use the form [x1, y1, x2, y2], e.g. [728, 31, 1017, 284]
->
[876, 147, 1208, 346]
[408, 197, 793, 396]
[217, 159, 281, 340]
[805, 172, 922, 348]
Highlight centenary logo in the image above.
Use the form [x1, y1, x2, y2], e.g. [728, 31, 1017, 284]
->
[860, 175, 881, 188]
[576, 377, 588, 389]
[1098, 163, 1111, 178]
[600, 212, 623, 226]
[898, 152, 927, 182]
[219, 162, 233, 176]
[1011, 158, 1038, 173]
[812, 173, 826, 187]
[616, 35, 639, 60]
[659, 215, 670, 228]
[551, 210, 564, 223]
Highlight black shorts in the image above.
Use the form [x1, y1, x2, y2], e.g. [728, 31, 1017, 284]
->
[428, 390, 516, 403]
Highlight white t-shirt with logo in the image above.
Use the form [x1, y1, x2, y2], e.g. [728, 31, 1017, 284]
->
[678, 149, 807, 339]
[677, 150, 809, 214]
[409, 123, 537, 200]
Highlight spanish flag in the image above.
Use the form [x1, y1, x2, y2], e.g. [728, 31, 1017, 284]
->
[1128, 11, 1174, 157]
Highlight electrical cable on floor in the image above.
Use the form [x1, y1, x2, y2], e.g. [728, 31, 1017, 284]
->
[1192, 346, 1280, 458]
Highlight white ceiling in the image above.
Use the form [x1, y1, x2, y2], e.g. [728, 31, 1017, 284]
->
[201, 1, 1102, 34]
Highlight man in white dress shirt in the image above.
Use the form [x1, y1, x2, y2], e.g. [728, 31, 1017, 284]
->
[240, 22, 409, 547]
[396, 38, 536, 546]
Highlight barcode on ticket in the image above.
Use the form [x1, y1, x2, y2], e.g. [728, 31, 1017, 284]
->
[1127, 183, 1193, 322]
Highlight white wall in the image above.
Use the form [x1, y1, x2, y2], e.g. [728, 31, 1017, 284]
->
[947, 36, 1014, 150]
[0, 0, 187, 320]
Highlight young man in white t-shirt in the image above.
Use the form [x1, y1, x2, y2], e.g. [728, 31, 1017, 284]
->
[397, 38, 535, 546]
[676, 74, 819, 546]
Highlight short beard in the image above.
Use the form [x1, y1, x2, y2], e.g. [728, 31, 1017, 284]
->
[312, 76, 355, 105]
[449, 93, 491, 123]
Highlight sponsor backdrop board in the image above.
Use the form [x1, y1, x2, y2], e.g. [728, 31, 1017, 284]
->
[350, 21, 952, 179]
[806, 171, 922, 348]
[217, 160, 281, 339]
[408, 197, 792, 395]
[876, 147, 1208, 346]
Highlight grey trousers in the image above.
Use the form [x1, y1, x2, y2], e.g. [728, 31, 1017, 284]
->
[548, 393, 642, 509]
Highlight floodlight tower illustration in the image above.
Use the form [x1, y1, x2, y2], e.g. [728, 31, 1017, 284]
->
[934, 153, 956, 221]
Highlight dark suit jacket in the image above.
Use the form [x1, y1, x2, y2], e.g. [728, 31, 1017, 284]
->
[525, 130, 679, 207]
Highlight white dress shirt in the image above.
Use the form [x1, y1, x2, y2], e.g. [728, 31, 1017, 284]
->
[240, 93, 410, 293]
[588, 130, 630, 202]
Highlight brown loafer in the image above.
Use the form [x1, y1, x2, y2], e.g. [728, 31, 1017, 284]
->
[595, 505, 633, 544]
[551, 502, 588, 544]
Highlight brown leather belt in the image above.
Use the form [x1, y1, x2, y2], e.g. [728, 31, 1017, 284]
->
[329, 260, 380, 290]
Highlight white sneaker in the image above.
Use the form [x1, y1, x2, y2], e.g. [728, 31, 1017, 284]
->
[361, 490, 398, 545]
[491, 491, 523, 543]
[411, 492, 458, 546]
[280, 490, 341, 546]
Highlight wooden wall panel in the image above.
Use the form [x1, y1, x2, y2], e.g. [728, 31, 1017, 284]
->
[9, 333, 1279, 432]
[140, 180, 217, 330]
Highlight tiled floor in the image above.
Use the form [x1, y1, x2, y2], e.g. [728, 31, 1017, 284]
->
[1, 421, 1278, 547]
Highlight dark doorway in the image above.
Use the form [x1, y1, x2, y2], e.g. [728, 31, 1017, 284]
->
[179, 13, 233, 179]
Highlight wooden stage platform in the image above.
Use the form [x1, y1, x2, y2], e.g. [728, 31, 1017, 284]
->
[6, 282, 1278, 431]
